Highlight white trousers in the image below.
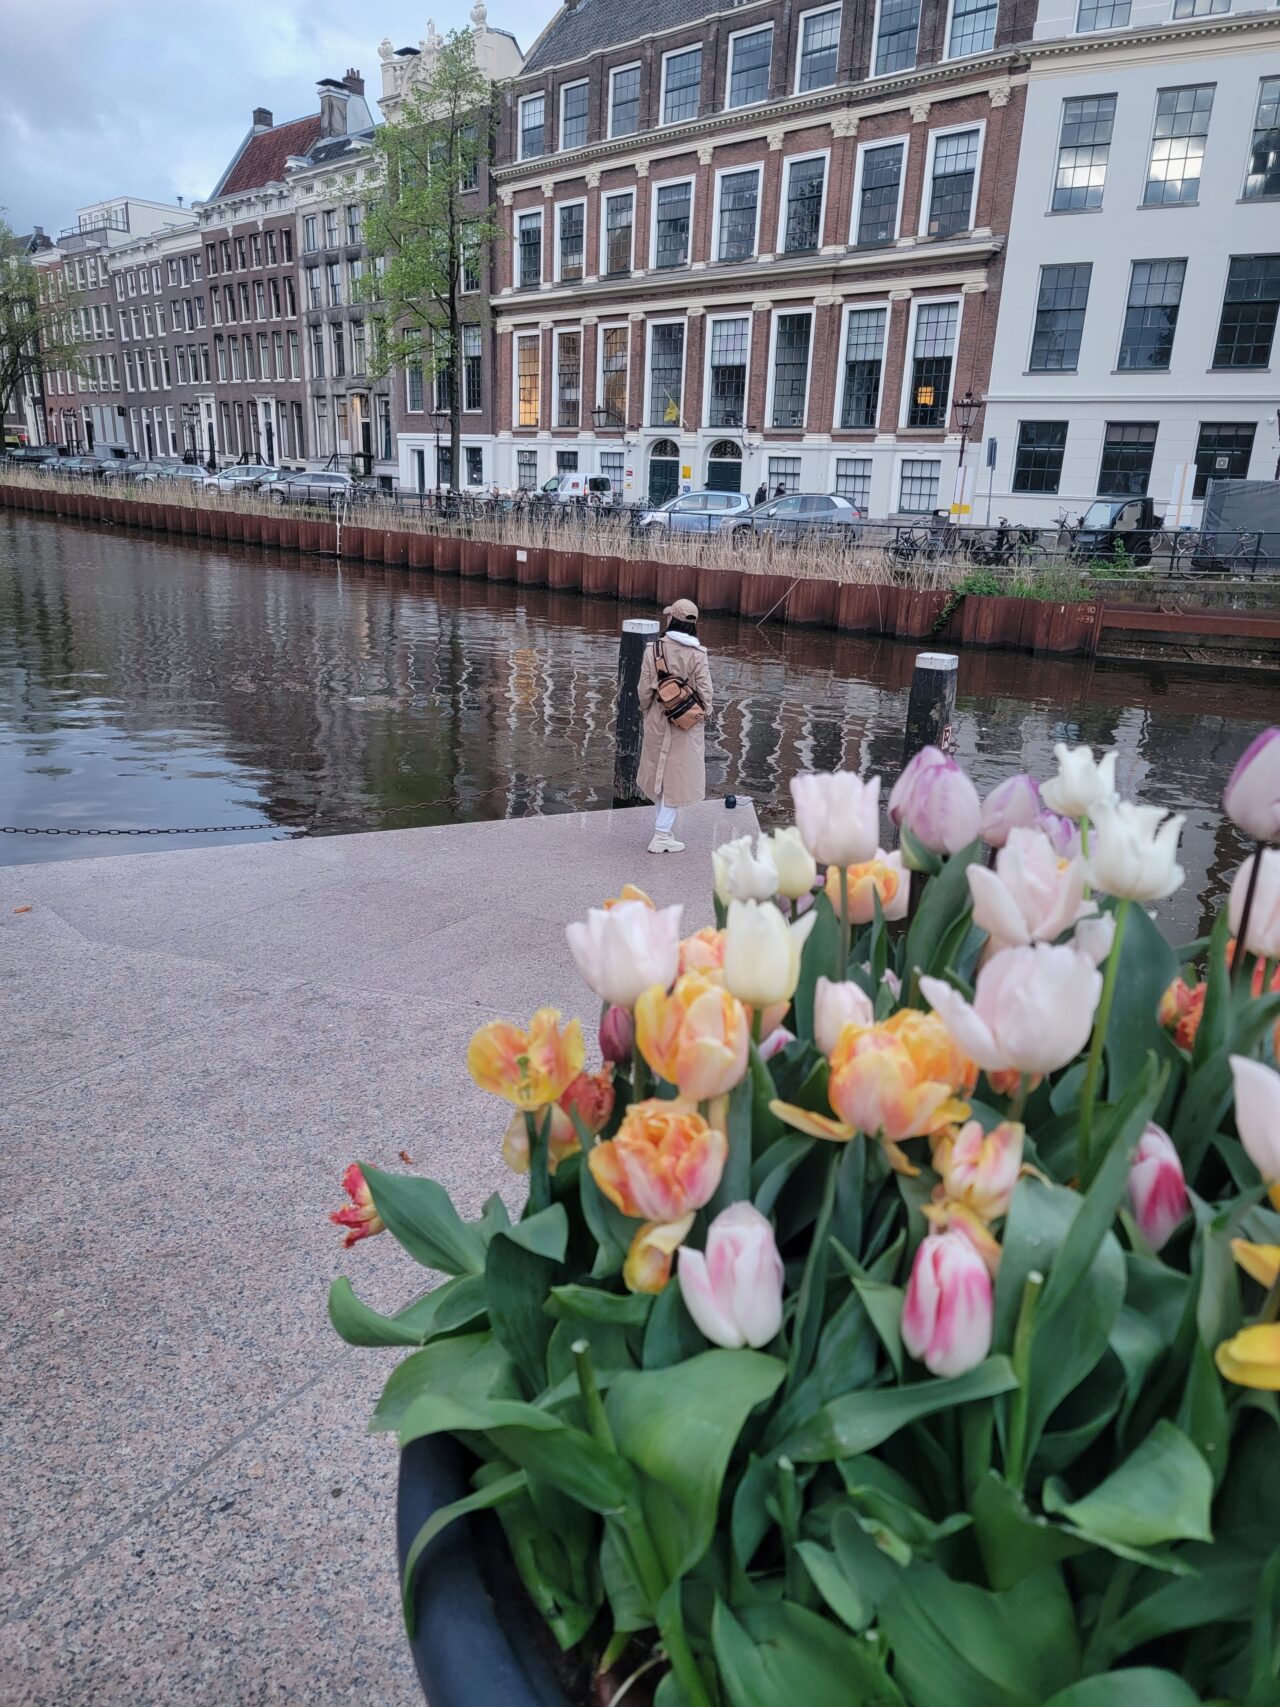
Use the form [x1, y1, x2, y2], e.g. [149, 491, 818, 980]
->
[654, 797, 678, 835]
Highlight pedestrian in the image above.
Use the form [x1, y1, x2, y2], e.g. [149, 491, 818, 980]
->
[753, 481, 767, 506]
[774, 481, 786, 499]
[636, 598, 712, 855]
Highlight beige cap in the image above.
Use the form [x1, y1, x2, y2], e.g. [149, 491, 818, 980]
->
[664, 598, 699, 622]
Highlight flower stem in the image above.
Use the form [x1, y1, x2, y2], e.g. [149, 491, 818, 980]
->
[572, 1339, 615, 1449]
[527, 1110, 551, 1214]
[1261, 1277, 1280, 1326]
[632, 1041, 649, 1102]
[751, 1007, 763, 1046]
[1078, 897, 1131, 1181]
[1004, 1268, 1044, 1494]
[838, 863, 851, 976]
[1008, 1073, 1028, 1125]
[1230, 839, 1264, 980]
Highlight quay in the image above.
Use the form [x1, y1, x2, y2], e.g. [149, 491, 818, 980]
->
[0, 800, 750, 1704]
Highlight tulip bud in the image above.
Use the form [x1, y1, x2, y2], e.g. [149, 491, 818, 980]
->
[722, 899, 816, 1009]
[759, 1025, 796, 1061]
[1040, 743, 1118, 821]
[1158, 976, 1205, 1052]
[1035, 809, 1081, 858]
[888, 747, 982, 856]
[677, 1202, 785, 1349]
[623, 1215, 694, 1294]
[1214, 1324, 1280, 1391]
[814, 976, 875, 1057]
[329, 1164, 386, 1248]
[1229, 849, 1280, 960]
[760, 825, 818, 901]
[921, 942, 1102, 1077]
[937, 1119, 1024, 1222]
[559, 1067, 615, 1137]
[589, 1099, 728, 1221]
[823, 850, 909, 924]
[599, 1003, 634, 1064]
[1072, 913, 1116, 967]
[1231, 1054, 1280, 1184]
[713, 834, 780, 905]
[980, 774, 1043, 849]
[901, 1229, 994, 1377]
[790, 771, 882, 868]
[1088, 799, 1185, 903]
[1231, 1238, 1280, 1290]
[1223, 727, 1280, 844]
[678, 926, 726, 977]
[565, 898, 683, 1009]
[1126, 1123, 1188, 1252]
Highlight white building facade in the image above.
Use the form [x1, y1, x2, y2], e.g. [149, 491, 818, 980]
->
[984, 4, 1280, 526]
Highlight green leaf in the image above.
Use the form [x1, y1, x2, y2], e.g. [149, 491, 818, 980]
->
[971, 1473, 1090, 1591]
[781, 1356, 1018, 1463]
[1088, 1553, 1258, 1670]
[794, 891, 840, 1031]
[492, 1481, 601, 1650]
[1043, 1420, 1213, 1560]
[708, 1071, 755, 1218]
[903, 839, 981, 985]
[580, 1159, 632, 1277]
[372, 1334, 519, 1436]
[485, 1231, 558, 1393]
[1191, 910, 1233, 1071]
[327, 1272, 486, 1347]
[362, 1165, 487, 1274]
[1178, 1337, 1231, 1490]
[642, 1276, 707, 1368]
[547, 1284, 652, 1326]
[796, 1506, 904, 1632]
[503, 1202, 569, 1261]
[1042, 1673, 1200, 1707]
[1103, 900, 1179, 1104]
[606, 1350, 785, 1585]
[401, 1468, 528, 1630]
[752, 1134, 815, 1218]
[712, 1598, 906, 1707]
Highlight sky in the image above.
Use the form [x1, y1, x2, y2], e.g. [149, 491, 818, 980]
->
[0, 0, 560, 237]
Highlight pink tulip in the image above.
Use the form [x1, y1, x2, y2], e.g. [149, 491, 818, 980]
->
[901, 1229, 993, 1377]
[814, 976, 875, 1057]
[599, 1003, 635, 1065]
[1223, 727, 1280, 844]
[920, 942, 1102, 1076]
[936, 1119, 1024, 1222]
[1231, 1055, 1280, 1183]
[980, 775, 1042, 849]
[759, 1026, 796, 1061]
[1127, 1123, 1188, 1252]
[790, 771, 882, 867]
[1229, 849, 1280, 960]
[1035, 810, 1080, 858]
[968, 826, 1093, 954]
[566, 898, 682, 1009]
[888, 747, 982, 856]
[677, 1202, 784, 1349]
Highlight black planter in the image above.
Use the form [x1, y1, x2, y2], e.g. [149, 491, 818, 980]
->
[396, 1435, 570, 1705]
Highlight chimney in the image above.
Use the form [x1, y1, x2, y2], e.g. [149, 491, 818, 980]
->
[317, 79, 350, 138]
[343, 68, 364, 96]
[33, 225, 44, 237]
[252, 107, 273, 130]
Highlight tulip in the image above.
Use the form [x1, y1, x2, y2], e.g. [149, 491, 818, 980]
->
[468, 1008, 586, 1111]
[722, 899, 816, 1010]
[980, 774, 1043, 848]
[1215, 1325, 1280, 1391]
[922, 1198, 1003, 1276]
[588, 1098, 728, 1222]
[968, 827, 1093, 954]
[636, 972, 751, 1102]
[560, 1067, 615, 1137]
[827, 1009, 975, 1144]
[330, 1163, 386, 1248]
[1159, 976, 1205, 1053]
[1223, 727, 1280, 844]
[759, 1025, 795, 1061]
[679, 925, 726, 977]
[1039, 743, 1118, 821]
[566, 898, 682, 1010]
[1231, 1239, 1280, 1290]
[921, 942, 1103, 1076]
[603, 884, 654, 910]
[888, 747, 982, 856]
[814, 976, 875, 1057]
[762, 826, 818, 901]
[1088, 799, 1185, 903]
[501, 1104, 581, 1175]
[1230, 1054, 1280, 1185]
[623, 1215, 694, 1294]
[1126, 1123, 1188, 1252]
[935, 1119, 1024, 1222]
[677, 1202, 785, 1349]
[790, 770, 881, 867]
[713, 835, 780, 905]
[1072, 913, 1116, 967]
[1036, 809, 1081, 858]
[1229, 849, 1280, 960]
[901, 1229, 994, 1377]
[823, 850, 909, 925]
[598, 1003, 635, 1065]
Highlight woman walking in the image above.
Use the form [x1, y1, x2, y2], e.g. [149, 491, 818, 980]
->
[636, 598, 713, 854]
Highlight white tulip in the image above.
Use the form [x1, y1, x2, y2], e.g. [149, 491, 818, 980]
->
[760, 826, 817, 901]
[814, 977, 875, 1057]
[967, 826, 1093, 953]
[790, 771, 881, 868]
[713, 835, 779, 905]
[722, 900, 817, 1009]
[1040, 744, 1119, 821]
[1088, 799, 1185, 903]
[565, 899, 683, 1009]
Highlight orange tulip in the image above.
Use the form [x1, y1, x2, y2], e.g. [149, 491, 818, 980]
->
[588, 1098, 727, 1222]
[882, 1009, 978, 1097]
[560, 1066, 615, 1137]
[934, 1120, 1024, 1222]
[828, 1011, 974, 1144]
[636, 972, 750, 1102]
[623, 1215, 695, 1294]
[467, 1008, 585, 1112]
[604, 884, 654, 910]
[1158, 976, 1206, 1052]
[986, 1067, 1043, 1099]
[330, 1164, 386, 1248]
[823, 852, 908, 924]
[679, 926, 726, 977]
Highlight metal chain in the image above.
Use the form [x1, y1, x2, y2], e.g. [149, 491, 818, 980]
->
[1, 823, 273, 837]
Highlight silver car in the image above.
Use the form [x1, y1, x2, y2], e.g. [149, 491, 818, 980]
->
[728, 492, 866, 545]
[270, 471, 360, 507]
[636, 491, 754, 534]
[203, 464, 277, 493]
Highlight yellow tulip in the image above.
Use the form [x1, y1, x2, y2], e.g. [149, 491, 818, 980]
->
[1231, 1239, 1280, 1290]
[622, 1215, 695, 1294]
[635, 972, 750, 1102]
[467, 1008, 585, 1111]
[1215, 1324, 1280, 1390]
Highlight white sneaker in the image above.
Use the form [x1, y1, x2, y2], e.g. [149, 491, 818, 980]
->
[647, 832, 686, 854]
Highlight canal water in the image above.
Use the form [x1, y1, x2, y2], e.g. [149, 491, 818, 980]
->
[1, 512, 1270, 941]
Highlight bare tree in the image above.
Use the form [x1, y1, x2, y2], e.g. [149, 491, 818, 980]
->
[0, 215, 84, 438]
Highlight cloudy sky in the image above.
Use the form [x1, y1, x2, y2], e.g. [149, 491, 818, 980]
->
[0, 0, 560, 236]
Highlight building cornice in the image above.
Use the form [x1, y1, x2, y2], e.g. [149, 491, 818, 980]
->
[1028, 10, 1280, 72]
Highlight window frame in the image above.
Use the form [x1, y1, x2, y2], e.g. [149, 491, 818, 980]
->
[660, 44, 703, 127]
[1097, 420, 1159, 497]
[1210, 253, 1280, 370]
[918, 119, 986, 239]
[1114, 257, 1186, 372]
[765, 306, 817, 433]
[1192, 420, 1256, 497]
[645, 317, 688, 430]
[725, 22, 774, 112]
[711, 164, 764, 265]
[1142, 83, 1215, 209]
[833, 299, 890, 432]
[554, 198, 588, 284]
[871, 0, 922, 80]
[600, 189, 637, 277]
[1050, 93, 1117, 214]
[516, 207, 545, 290]
[1076, 0, 1131, 30]
[649, 175, 697, 272]
[518, 92, 547, 163]
[898, 294, 964, 431]
[513, 330, 542, 430]
[554, 325, 584, 429]
[897, 456, 942, 514]
[943, 0, 998, 61]
[795, 5, 843, 96]
[1011, 420, 1069, 494]
[462, 323, 483, 413]
[1027, 262, 1094, 374]
[559, 79, 589, 152]
[703, 311, 754, 430]
[1242, 76, 1280, 202]
[608, 63, 643, 140]
[597, 322, 631, 427]
[851, 136, 909, 245]
[776, 149, 831, 255]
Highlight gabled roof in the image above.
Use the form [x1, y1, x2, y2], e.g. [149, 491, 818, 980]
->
[523, 0, 730, 74]
[212, 113, 324, 199]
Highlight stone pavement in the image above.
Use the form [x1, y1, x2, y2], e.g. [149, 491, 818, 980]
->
[0, 799, 753, 1706]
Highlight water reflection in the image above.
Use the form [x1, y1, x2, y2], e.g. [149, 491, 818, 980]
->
[0, 514, 1268, 941]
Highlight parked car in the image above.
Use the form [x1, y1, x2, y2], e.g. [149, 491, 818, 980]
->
[129, 459, 187, 483]
[270, 470, 370, 507]
[538, 473, 617, 506]
[728, 492, 866, 545]
[1070, 497, 1161, 566]
[203, 464, 278, 494]
[3, 445, 59, 468]
[62, 456, 115, 480]
[635, 491, 754, 534]
[168, 464, 213, 487]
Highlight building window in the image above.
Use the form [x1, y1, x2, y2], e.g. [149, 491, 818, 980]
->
[517, 449, 539, 488]
[771, 313, 812, 429]
[782, 158, 826, 252]
[1144, 86, 1214, 207]
[798, 7, 841, 92]
[325, 262, 342, 307]
[1244, 78, 1280, 201]
[465, 447, 484, 486]
[610, 65, 641, 138]
[648, 323, 685, 427]
[875, 0, 921, 75]
[728, 26, 773, 108]
[768, 456, 802, 493]
[517, 335, 541, 428]
[1052, 95, 1116, 212]
[654, 182, 692, 269]
[1193, 423, 1255, 497]
[1096, 422, 1159, 495]
[519, 94, 546, 160]
[556, 449, 578, 474]
[855, 143, 904, 245]
[1172, 0, 1228, 15]
[708, 317, 749, 427]
[1117, 259, 1185, 370]
[948, 0, 996, 57]
[434, 334, 455, 413]
[906, 301, 957, 427]
[255, 280, 267, 318]
[330, 322, 344, 378]
[561, 81, 588, 150]
[840, 306, 886, 429]
[1012, 422, 1068, 493]
[274, 330, 288, 379]
[927, 129, 980, 236]
[600, 326, 629, 424]
[1030, 264, 1092, 372]
[899, 459, 941, 512]
[321, 211, 339, 249]
[518, 211, 543, 288]
[663, 47, 702, 124]
[558, 203, 585, 282]
[835, 457, 871, 509]
[1212, 255, 1280, 368]
[717, 170, 759, 263]
[463, 325, 482, 411]
[600, 450, 624, 487]
[603, 192, 634, 275]
[1076, 0, 1130, 28]
[556, 331, 581, 428]
[407, 360, 423, 413]
[287, 331, 299, 378]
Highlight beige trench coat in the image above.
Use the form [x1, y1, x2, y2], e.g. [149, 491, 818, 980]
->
[635, 636, 714, 809]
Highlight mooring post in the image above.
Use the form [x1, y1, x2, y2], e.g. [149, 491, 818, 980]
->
[902, 651, 959, 765]
[614, 618, 660, 806]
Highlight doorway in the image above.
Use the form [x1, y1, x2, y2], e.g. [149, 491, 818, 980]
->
[648, 439, 680, 504]
[706, 440, 742, 493]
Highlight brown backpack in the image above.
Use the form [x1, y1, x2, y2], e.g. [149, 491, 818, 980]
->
[652, 641, 706, 731]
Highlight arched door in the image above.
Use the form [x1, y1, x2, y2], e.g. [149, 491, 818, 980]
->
[648, 439, 680, 504]
[706, 439, 743, 493]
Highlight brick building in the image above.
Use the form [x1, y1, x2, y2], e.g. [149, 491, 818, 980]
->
[491, 0, 1031, 514]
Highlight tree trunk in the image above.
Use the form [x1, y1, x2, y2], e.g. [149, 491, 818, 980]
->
[449, 298, 461, 494]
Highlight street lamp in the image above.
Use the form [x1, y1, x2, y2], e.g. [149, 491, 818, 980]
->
[950, 389, 980, 521]
[429, 408, 449, 492]
[591, 405, 625, 433]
